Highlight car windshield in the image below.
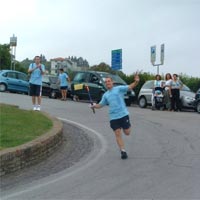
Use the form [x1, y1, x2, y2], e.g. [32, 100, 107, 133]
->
[49, 76, 58, 84]
[100, 73, 126, 85]
[181, 84, 191, 91]
[43, 76, 58, 84]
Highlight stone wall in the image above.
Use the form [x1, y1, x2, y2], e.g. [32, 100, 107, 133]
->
[0, 114, 63, 176]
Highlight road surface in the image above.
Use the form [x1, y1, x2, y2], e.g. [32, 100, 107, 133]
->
[0, 93, 200, 200]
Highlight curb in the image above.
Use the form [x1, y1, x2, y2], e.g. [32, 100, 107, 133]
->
[0, 112, 63, 176]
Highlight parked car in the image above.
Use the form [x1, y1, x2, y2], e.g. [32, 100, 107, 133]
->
[194, 88, 200, 113]
[138, 80, 195, 109]
[42, 75, 60, 98]
[70, 71, 136, 106]
[42, 75, 71, 99]
[0, 70, 29, 94]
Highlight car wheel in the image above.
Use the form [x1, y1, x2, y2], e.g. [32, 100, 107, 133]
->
[0, 83, 7, 92]
[50, 90, 57, 99]
[197, 102, 200, 113]
[139, 96, 147, 108]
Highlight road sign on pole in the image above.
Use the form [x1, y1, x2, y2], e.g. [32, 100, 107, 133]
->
[150, 44, 165, 75]
[160, 43, 165, 65]
[150, 45, 156, 65]
[111, 49, 122, 70]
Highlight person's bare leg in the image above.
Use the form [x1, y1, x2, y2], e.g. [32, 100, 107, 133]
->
[61, 90, 64, 100]
[37, 96, 41, 105]
[114, 129, 125, 150]
[64, 90, 67, 100]
[123, 128, 131, 136]
[32, 96, 36, 105]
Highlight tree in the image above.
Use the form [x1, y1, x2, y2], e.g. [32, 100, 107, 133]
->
[0, 44, 11, 69]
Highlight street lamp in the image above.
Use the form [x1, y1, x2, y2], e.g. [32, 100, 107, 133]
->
[10, 34, 17, 70]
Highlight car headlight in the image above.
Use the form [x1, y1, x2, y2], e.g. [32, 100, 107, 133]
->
[131, 91, 135, 96]
[184, 96, 195, 101]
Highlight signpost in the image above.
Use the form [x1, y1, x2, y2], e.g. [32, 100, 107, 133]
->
[150, 44, 165, 74]
[111, 49, 122, 70]
[10, 34, 17, 70]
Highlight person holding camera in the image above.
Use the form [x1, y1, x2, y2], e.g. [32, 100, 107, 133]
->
[28, 56, 45, 111]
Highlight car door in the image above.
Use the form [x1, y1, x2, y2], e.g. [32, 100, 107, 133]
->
[42, 76, 51, 96]
[6, 71, 19, 91]
[87, 73, 102, 100]
[17, 72, 29, 93]
[71, 72, 88, 99]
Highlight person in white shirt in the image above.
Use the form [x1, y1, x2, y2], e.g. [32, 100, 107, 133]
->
[163, 73, 172, 110]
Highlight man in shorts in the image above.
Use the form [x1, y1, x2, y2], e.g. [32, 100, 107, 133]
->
[28, 56, 45, 111]
[91, 74, 140, 159]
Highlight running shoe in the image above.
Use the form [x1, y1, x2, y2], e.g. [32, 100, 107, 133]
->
[36, 105, 41, 111]
[121, 151, 128, 159]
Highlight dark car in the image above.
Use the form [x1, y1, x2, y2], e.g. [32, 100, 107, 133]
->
[42, 75, 71, 99]
[0, 70, 29, 94]
[42, 75, 61, 98]
[194, 88, 200, 113]
[71, 71, 135, 106]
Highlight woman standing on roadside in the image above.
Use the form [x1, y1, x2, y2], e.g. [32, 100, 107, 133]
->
[58, 68, 70, 101]
[170, 74, 183, 111]
[163, 73, 172, 110]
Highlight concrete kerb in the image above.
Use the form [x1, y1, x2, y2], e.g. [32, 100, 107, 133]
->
[0, 112, 63, 176]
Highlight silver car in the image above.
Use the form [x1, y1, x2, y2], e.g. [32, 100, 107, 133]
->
[138, 80, 195, 109]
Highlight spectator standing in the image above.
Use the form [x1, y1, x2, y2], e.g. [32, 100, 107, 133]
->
[58, 68, 70, 101]
[164, 73, 172, 110]
[170, 74, 183, 111]
[28, 56, 45, 111]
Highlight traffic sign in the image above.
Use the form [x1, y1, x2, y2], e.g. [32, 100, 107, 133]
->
[150, 45, 156, 64]
[111, 49, 122, 70]
[160, 43, 165, 65]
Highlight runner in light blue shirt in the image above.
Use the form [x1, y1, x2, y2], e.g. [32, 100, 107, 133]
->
[99, 85, 129, 120]
[90, 74, 140, 159]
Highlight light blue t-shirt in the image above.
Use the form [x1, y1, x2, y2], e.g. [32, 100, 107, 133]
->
[29, 63, 45, 85]
[170, 80, 183, 89]
[99, 85, 129, 120]
[59, 73, 69, 87]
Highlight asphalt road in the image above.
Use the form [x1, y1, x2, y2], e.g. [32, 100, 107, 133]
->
[0, 93, 200, 200]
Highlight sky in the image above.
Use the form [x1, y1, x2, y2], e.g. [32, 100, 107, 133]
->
[1, 0, 200, 77]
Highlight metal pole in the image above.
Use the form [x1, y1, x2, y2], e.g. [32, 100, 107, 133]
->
[14, 46, 16, 70]
[157, 65, 159, 75]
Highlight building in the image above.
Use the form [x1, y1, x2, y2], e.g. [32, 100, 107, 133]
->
[50, 57, 89, 75]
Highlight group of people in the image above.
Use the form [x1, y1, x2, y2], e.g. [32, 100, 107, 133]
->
[152, 73, 183, 111]
[28, 55, 183, 160]
[28, 56, 70, 111]
[28, 55, 140, 160]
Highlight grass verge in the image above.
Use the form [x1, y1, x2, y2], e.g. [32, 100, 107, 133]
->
[0, 104, 53, 150]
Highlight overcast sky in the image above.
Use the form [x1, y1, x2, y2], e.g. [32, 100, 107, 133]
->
[1, 0, 200, 77]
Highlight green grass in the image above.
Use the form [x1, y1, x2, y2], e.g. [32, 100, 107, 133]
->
[0, 104, 53, 150]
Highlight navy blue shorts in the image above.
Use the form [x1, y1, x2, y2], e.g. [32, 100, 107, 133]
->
[60, 86, 68, 90]
[110, 115, 131, 131]
[29, 83, 42, 96]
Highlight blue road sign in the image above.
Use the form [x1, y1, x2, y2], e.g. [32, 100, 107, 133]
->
[111, 49, 122, 70]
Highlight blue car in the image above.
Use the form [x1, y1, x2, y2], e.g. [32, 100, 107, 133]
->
[0, 70, 29, 94]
